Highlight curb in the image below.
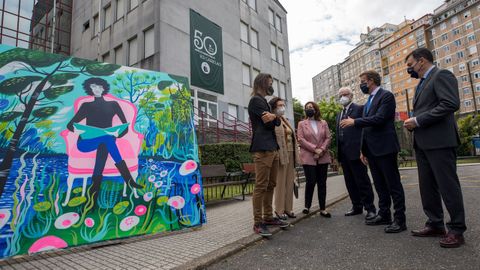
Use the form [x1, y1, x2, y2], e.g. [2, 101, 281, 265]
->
[398, 162, 480, 171]
[175, 192, 349, 270]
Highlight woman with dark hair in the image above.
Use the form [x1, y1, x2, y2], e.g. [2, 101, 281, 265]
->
[248, 73, 289, 237]
[297, 101, 332, 217]
[67, 77, 143, 205]
[269, 97, 299, 220]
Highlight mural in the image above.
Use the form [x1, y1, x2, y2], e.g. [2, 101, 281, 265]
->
[0, 44, 205, 259]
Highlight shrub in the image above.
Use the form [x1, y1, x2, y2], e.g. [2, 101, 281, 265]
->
[199, 143, 252, 172]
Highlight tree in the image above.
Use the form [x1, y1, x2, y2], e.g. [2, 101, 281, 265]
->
[0, 47, 121, 197]
[292, 97, 304, 129]
[317, 97, 342, 158]
[457, 115, 480, 156]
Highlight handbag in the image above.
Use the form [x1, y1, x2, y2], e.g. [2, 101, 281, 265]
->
[293, 168, 300, 199]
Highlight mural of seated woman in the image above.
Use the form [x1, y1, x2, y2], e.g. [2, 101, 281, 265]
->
[67, 77, 144, 205]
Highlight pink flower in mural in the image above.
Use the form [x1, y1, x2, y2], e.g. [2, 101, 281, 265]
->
[154, 181, 163, 188]
[167, 196, 185, 210]
[148, 175, 156, 182]
[119, 216, 140, 231]
[179, 160, 198, 176]
[134, 205, 147, 216]
[0, 209, 11, 230]
[28, 236, 68, 254]
[54, 212, 79, 229]
[190, 184, 201, 195]
[84, 217, 95, 228]
[143, 192, 154, 202]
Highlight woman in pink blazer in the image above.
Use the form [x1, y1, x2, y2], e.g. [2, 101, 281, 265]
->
[297, 101, 332, 217]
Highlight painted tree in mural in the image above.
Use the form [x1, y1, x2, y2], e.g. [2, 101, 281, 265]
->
[0, 47, 121, 197]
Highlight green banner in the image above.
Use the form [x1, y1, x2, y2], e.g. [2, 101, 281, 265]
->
[190, 9, 224, 94]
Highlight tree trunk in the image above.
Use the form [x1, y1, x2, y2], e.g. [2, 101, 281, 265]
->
[0, 76, 51, 197]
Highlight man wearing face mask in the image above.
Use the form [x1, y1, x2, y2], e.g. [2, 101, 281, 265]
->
[248, 73, 289, 237]
[340, 70, 406, 234]
[336, 87, 376, 220]
[404, 48, 466, 248]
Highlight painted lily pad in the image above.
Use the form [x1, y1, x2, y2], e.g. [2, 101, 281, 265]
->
[156, 196, 169, 206]
[67, 196, 86, 207]
[113, 201, 130, 215]
[72, 187, 83, 194]
[33, 201, 51, 212]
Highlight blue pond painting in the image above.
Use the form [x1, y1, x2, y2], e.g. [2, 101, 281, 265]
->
[0, 44, 205, 259]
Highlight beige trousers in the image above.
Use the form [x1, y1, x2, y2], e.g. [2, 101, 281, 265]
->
[252, 150, 279, 224]
[274, 151, 295, 214]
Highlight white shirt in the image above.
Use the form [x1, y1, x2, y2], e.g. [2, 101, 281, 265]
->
[309, 119, 318, 134]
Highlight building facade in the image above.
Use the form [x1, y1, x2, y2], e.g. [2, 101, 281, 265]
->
[312, 64, 341, 101]
[70, 0, 293, 123]
[428, 0, 480, 114]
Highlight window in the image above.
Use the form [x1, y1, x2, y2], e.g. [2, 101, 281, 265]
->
[128, 37, 138, 65]
[446, 57, 452, 64]
[240, 22, 248, 43]
[275, 15, 282, 32]
[464, 11, 471, 18]
[83, 21, 90, 31]
[273, 79, 279, 95]
[466, 22, 473, 30]
[463, 88, 470, 94]
[277, 47, 284, 65]
[114, 45, 124, 65]
[440, 22, 447, 30]
[268, 8, 274, 26]
[130, 0, 139, 11]
[102, 52, 111, 63]
[469, 46, 477, 55]
[464, 100, 472, 107]
[116, 0, 124, 20]
[444, 45, 450, 52]
[451, 16, 458, 24]
[228, 104, 238, 120]
[431, 27, 436, 35]
[459, 63, 466, 71]
[250, 28, 258, 49]
[279, 82, 286, 99]
[454, 39, 462, 46]
[474, 72, 480, 79]
[252, 68, 260, 83]
[144, 27, 154, 58]
[93, 15, 99, 36]
[103, 5, 112, 29]
[457, 51, 464, 59]
[242, 63, 250, 86]
[452, 28, 460, 35]
[468, 34, 476, 42]
[472, 59, 480, 66]
[441, 33, 448, 41]
[244, 107, 249, 122]
[271, 43, 277, 61]
[462, 75, 468, 82]
[475, 84, 480, 92]
[247, 0, 256, 10]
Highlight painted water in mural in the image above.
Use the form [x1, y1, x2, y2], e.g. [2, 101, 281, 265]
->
[0, 44, 205, 259]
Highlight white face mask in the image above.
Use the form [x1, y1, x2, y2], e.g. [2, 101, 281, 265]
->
[339, 96, 351, 106]
[275, 106, 286, 116]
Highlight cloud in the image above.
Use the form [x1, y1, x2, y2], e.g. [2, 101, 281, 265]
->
[280, 0, 445, 104]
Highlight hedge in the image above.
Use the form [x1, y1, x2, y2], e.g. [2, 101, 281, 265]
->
[199, 143, 252, 172]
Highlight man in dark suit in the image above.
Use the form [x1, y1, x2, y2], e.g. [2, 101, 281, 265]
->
[340, 70, 406, 233]
[404, 48, 466, 248]
[336, 87, 376, 220]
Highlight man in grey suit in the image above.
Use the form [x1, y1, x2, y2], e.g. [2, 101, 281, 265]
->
[404, 48, 466, 248]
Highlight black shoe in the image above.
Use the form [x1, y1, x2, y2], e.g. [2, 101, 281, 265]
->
[264, 217, 289, 228]
[320, 210, 331, 218]
[275, 212, 288, 220]
[115, 160, 144, 189]
[302, 208, 310, 214]
[365, 215, 392, 226]
[285, 212, 296, 219]
[365, 211, 376, 220]
[384, 221, 407, 233]
[253, 223, 272, 237]
[345, 208, 363, 216]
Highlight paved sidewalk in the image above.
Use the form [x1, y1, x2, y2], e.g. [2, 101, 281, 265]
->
[0, 175, 348, 270]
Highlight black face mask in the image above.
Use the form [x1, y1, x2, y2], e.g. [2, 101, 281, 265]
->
[360, 83, 369, 94]
[266, 86, 275, 96]
[305, 109, 315, 118]
[407, 61, 420, 79]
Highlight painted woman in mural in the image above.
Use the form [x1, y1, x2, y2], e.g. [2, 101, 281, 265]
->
[66, 78, 144, 204]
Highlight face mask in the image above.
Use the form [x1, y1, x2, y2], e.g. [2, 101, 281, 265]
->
[339, 96, 351, 106]
[360, 83, 369, 94]
[275, 106, 285, 116]
[407, 62, 420, 79]
[266, 86, 275, 96]
[305, 108, 315, 118]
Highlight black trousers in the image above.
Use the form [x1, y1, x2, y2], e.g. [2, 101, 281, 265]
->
[303, 164, 328, 210]
[340, 156, 376, 213]
[365, 149, 406, 223]
[415, 146, 466, 234]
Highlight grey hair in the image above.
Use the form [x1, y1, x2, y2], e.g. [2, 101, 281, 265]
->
[338, 87, 353, 97]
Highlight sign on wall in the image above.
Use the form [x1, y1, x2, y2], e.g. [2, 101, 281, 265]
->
[190, 9, 224, 94]
[0, 44, 205, 259]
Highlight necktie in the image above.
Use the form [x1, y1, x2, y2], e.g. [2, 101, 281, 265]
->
[365, 95, 373, 114]
[341, 107, 348, 120]
[415, 77, 425, 98]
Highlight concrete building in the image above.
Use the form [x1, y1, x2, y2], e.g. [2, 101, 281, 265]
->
[380, 15, 432, 119]
[70, 0, 293, 123]
[312, 64, 341, 101]
[428, 0, 480, 114]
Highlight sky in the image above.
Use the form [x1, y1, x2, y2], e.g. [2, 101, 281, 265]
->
[281, 0, 445, 104]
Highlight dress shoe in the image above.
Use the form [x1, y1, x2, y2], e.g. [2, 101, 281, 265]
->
[365, 211, 376, 220]
[384, 221, 407, 233]
[439, 233, 465, 248]
[320, 210, 331, 218]
[365, 215, 391, 226]
[302, 208, 310, 214]
[411, 226, 446, 237]
[345, 208, 363, 216]
[285, 212, 296, 218]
